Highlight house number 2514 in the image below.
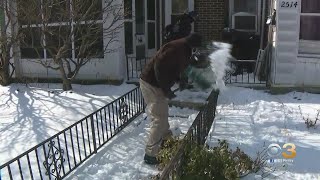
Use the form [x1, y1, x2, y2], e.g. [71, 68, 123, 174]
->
[281, 1, 298, 8]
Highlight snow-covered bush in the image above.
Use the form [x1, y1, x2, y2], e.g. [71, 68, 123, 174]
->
[299, 106, 319, 129]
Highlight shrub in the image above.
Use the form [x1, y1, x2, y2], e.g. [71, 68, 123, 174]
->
[157, 139, 261, 179]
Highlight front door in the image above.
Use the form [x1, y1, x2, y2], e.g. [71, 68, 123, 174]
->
[124, 0, 194, 58]
[164, 0, 194, 31]
[124, 0, 158, 59]
[124, 0, 158, 80]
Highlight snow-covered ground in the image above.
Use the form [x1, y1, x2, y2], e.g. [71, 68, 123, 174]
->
[2, 82, 320, 180]
[0, 83, 136, 164]
[66, 107, 198, 180]
[208, 86, 320, 180]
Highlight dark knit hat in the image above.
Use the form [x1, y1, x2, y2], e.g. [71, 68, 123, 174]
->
[185, 33, 202, 47]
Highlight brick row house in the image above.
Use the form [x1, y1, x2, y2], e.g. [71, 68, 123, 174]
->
[0, 0, 228, 83]
[4, 0, 319, 89]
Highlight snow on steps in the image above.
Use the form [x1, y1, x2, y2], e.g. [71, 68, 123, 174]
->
[169, 88, 212, 110]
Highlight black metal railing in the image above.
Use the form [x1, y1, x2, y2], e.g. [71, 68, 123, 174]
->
[225, 59, 269, 85]
[159, 90, 219, 179]
[126, 56, 151, 81]
[0, 87, 145, 180]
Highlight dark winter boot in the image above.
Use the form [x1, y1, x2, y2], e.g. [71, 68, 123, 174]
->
[144, 154, 159, 165]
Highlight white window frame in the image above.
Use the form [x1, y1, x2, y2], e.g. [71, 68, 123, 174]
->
[299, 12, 320, 55]
[145, 0, 157, 55]
[229, 0, 261, 34]
[165, 0, 194, 26]
[232, 12, 258, 32]
[19, 0, 104, 60]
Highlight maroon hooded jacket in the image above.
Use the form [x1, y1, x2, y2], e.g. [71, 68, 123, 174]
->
[140, 38, 192, 95]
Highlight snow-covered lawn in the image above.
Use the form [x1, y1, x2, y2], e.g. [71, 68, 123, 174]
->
[0, 83, 136, 164]
[2, 82, 320, 179]
[208, 86, 320, 179]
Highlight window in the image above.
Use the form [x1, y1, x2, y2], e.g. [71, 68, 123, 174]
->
[18, 0, 104, 59]
[124, 0, 132, 19]
[229, 0, 260, 33]
[299, 0, 320, 54]
[20, 28, 44, 58]
[0, 1, 5, 30]
[148, 22, 155, 49]
[147, 0, 156, 49]
[234, 0, 257, 14]
[124, 0, 133, 54]
[171, 0, 188, 24]
[124, 22, 133, 54]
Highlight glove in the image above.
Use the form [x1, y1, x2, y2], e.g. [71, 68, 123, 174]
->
[179, 75, 188, 91]
[166, 90, 177, 99]
[179, 81, 194, 91]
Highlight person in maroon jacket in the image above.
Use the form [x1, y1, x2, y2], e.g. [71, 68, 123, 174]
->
[140, 33, 202, 165]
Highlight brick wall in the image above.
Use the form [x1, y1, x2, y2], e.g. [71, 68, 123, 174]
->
[195, 0, 226, 42]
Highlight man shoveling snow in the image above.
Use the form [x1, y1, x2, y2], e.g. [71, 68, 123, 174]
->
[140, 33, 203, 165]
[140, 32, 233, 165]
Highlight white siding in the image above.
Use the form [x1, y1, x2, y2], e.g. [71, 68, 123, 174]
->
[18, 51, 125, 80]
[296, 57, 320, 87]
[273, 0, 301, 85]
[271, 0, 320, 88]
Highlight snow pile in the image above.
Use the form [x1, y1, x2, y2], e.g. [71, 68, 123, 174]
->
[208, 42, 232, 90]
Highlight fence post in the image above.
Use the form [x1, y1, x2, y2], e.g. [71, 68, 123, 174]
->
[90, 115, 97, 154]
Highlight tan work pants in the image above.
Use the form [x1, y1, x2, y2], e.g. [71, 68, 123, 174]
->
[140, 79, 170, 157]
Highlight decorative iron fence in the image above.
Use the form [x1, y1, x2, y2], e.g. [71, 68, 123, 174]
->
[159, 90, 219, 179]
[126, 56, 151, 81]
[126, 57, 270, 87]
[0, 87, 145, 180]
[224, 59, 269, 85]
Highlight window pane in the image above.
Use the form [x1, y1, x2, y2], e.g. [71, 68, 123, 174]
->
[300, 16, 320, 41]
[17, 0, 41, 25]
[45, 26, 72, 58]
[20, 27, 44, 58]
[302, 0, 320, 13]
[43, 0, 70, 23]
[234, 16, 256, 30]
[124, 0, 132, 19]
[73, 0, 102, 21]
[148, 22, 155, 49]
[147, 0, 155, 20]
[299, 40, 320, 54]
[234, 0, 257, 14]
[171, 14, 182, 25]
[172, 0, 188, 14]
[0, 5, 3, 26]
[74, 24, 104, 58]
[136, 45, 145, 60]
[135, 0, 144, 34]
[125, 22, 133, 54]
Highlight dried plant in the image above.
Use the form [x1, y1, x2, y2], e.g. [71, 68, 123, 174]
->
[299, 105, 319, 129]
